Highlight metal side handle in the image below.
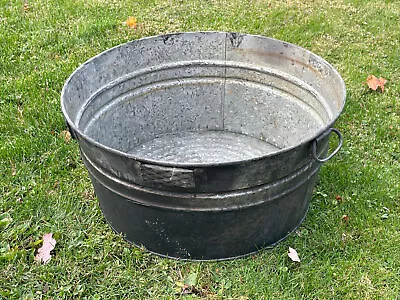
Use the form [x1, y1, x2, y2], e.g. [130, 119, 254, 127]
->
[312, 128, 343, 163]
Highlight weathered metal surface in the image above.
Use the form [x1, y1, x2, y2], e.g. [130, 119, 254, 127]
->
[61, 32, 346, 260]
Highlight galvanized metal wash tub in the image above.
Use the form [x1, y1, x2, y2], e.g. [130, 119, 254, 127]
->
[61, 32, 346, 260]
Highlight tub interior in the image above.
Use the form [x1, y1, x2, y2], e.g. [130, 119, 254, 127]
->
[62, 32, 344, 164]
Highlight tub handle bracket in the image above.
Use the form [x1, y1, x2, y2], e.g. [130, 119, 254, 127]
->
[312, 128, 342, 163]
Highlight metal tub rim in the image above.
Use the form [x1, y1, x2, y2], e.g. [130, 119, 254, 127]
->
[61, 31, 346, 168]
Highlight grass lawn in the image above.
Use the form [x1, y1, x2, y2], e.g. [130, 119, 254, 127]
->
[1, 0, 400, 298]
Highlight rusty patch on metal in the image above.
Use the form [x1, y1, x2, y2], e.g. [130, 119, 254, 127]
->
[231, 47, 330, 78]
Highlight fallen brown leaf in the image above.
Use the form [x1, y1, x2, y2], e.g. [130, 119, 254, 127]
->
[124, 16, 137, 29]
[60, 130, 71, 143]
[366, 75, 387, 92]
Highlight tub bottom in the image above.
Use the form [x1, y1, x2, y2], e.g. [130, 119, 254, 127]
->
[129, 130, 281, 164]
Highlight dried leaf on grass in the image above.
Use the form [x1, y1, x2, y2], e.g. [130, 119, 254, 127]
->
[23, 1, 30, 12]
[124, 16, 138, 28]
[366, 75, 387, 92]
[342, 214, 350, 222]
[288, 247, 300, 262]
[35, 233, 56, 264]
[59, 130, 71, 143]
[11, 162, 17, 176]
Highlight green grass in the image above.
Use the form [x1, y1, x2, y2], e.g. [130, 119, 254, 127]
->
[1, 0, 400, 298]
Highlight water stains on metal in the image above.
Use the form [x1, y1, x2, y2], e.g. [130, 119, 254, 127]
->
[61, 32, 346, 260]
